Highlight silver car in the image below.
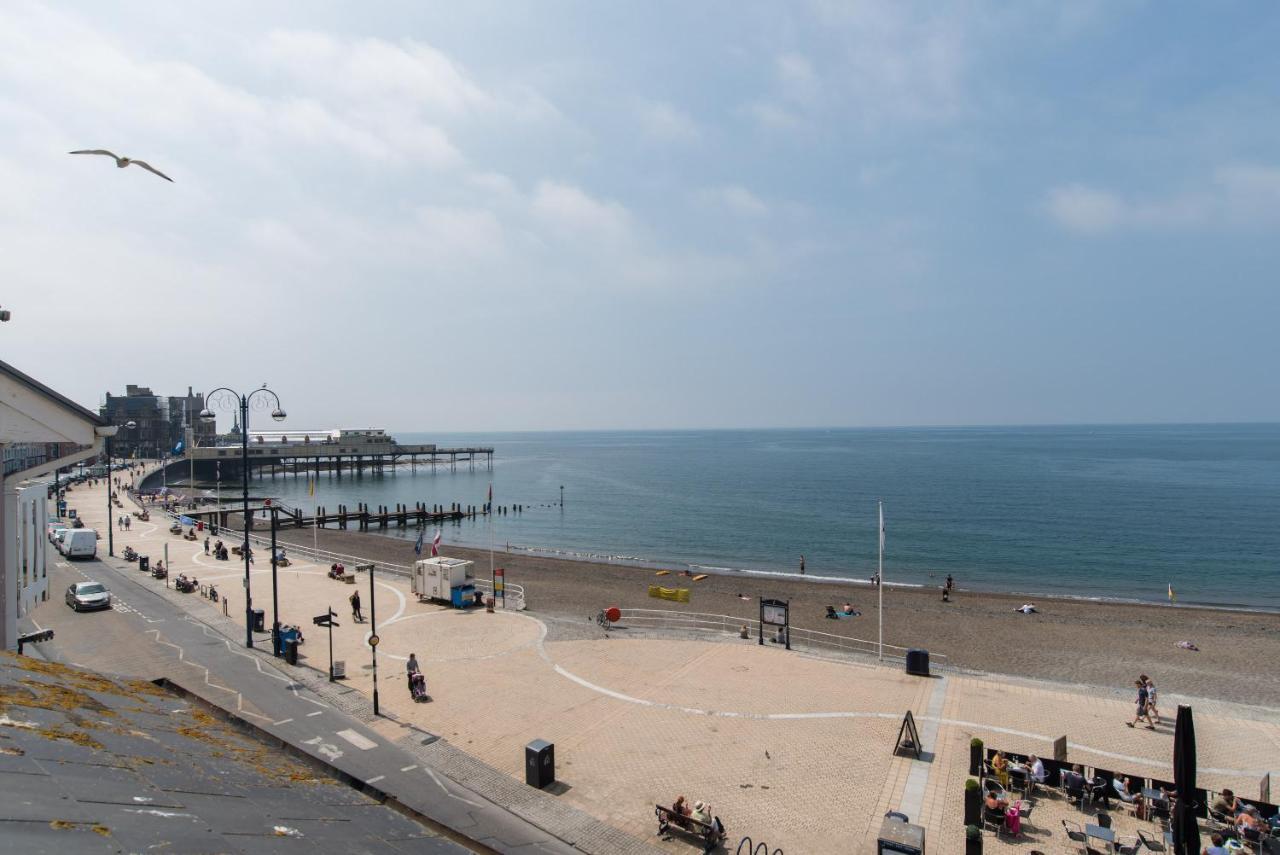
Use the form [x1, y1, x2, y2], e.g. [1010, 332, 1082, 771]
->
[65, 582, 111, 612]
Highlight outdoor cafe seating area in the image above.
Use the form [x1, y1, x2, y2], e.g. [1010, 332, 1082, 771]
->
[979, 747, 1280, 853]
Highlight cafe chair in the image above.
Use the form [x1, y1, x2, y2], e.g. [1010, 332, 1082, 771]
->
[1115, 836, 1141, 855]
[983, 805, 1008, 836]
[1136, 829, 1167, 851]
[1061, 819, 1089, 854]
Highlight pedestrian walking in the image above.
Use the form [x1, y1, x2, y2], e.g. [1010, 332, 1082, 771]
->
[1142, 674, 1160, 725]
[799, 554, 805, 575]
[350, 590, 363, 622]
[125, 516, 131, 531]
[204, 536, 210, 555]
[1126, 678, 1155, 729]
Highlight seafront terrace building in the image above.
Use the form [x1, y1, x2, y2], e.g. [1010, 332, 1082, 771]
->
[99, 384, 213, 459]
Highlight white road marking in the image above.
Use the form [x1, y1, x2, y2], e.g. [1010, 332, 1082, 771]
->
[424, 767, 484, 808]
[274, 718, 294, 726]
[306, 710, 323, 717]
[301, 736, 343, 762]
[364, 775, 385, 785]
[400, 764, 418, 772]
[336, 728, 377, 750]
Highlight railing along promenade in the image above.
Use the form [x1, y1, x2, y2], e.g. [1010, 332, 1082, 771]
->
[614, 608, 947, 667]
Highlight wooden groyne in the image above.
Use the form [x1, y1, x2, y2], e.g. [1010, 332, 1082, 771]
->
[175, 501, 527, 532]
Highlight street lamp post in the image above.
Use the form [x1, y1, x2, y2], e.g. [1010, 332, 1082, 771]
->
[199, 385, 286, 649]
[106, 420, 136, 557]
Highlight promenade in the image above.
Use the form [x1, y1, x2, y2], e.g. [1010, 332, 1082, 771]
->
[65, 475, 1280, 853]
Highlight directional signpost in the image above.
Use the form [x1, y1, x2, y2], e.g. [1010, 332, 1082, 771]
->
[312, 608, 339, 681]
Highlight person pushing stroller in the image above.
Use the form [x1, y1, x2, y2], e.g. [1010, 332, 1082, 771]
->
[407, 653, 428, 702]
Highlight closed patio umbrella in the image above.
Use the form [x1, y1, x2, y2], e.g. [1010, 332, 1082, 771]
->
[1172, 704, 1200, 855]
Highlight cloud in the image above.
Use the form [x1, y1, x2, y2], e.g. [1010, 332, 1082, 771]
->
[747, 6, 970, 131]
[531, 180, 633, 244]
[1046, 165, 1280, 234]
[636, 100, 700, 143]
[697, 185, 769, 217]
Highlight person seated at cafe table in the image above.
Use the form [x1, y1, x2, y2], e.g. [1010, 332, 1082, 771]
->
[1235, 805, 1266, 835]
[1026, 754, 1046, 786]
[985, 790, 1009, 812]
[1114, 776, 1147, 817]
[1201, 832, 1229, 855]
[1211, 789, 1241, 818]
[991, 751, 1010, 789]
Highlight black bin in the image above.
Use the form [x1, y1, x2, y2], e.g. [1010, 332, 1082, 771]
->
[525, 739, 555, 789]
[284, 639, 299, 666]
[252, 609, 265, 633]
[139, 556, 149, 573]
[905, 648, 930, 677]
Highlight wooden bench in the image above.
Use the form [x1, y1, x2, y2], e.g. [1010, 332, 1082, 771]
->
[654, 804, 725, 853]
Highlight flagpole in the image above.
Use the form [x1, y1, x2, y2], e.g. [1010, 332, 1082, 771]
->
[310, 476, 317, 561]
[878, 500, 884, 661]
[488, 484, 495, 607]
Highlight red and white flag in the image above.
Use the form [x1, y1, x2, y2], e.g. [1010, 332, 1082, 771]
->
[431, 530, 442, 557]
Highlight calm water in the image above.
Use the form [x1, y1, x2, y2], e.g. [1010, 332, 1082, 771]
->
[243, 425, 1280, 609]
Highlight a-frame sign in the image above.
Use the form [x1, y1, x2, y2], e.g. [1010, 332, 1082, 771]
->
[894, 710, 923, 759]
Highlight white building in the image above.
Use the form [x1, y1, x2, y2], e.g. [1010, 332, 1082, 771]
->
[5, 483, 48, 626]
[1, 359, 111, 650]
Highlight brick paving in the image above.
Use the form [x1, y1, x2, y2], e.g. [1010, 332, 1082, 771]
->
[78, 476, 1280, 853]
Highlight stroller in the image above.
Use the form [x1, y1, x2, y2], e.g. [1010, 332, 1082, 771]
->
[409, 672, 430, 703]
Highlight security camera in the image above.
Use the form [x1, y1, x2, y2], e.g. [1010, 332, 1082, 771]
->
[0, 308, 10, 322]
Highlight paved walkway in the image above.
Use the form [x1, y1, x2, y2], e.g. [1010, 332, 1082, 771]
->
[50, 474, 1280, 853]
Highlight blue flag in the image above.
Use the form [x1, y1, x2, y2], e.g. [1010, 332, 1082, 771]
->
[414, 528, 425, 556]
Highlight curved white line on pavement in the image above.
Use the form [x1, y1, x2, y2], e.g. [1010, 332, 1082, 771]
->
[375, 610, 540, 663]
[529, 616, 1274, 778]
[360, 579, 409, 648]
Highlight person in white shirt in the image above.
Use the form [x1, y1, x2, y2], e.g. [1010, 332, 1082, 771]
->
[1028, 754, 1046, 784]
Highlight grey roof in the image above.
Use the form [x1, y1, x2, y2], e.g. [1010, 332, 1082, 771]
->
[0, 359, 108, 427]
[0, 653, 466, 853]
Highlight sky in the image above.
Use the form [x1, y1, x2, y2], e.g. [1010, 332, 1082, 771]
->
[2, 1, 1279, 432]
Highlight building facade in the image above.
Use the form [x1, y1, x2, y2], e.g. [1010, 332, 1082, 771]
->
[100, 385, 214, 459]
[4, 484, 49, 627]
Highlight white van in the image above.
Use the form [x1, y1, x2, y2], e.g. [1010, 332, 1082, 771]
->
[62, 529, 98, 560]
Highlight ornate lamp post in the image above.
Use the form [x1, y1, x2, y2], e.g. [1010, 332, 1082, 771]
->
[105, 420, 136, 557]
[199, 385, 285, 649]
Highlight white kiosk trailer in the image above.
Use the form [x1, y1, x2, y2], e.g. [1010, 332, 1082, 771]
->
[412, 557, 479, 608]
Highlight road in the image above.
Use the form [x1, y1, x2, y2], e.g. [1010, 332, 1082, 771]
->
[23, 538, 576, 855]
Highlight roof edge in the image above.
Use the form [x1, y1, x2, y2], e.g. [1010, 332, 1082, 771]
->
[0, 359, 109, 427]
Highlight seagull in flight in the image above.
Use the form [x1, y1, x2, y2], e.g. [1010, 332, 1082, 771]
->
[69, 149, 174, 182]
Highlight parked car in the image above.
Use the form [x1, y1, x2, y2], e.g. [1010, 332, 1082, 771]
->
[48, 522, 68, 543]
[65, 581, 111, 612]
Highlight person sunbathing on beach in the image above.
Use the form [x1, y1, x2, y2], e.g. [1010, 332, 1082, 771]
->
[1015, 603, 1037, 614]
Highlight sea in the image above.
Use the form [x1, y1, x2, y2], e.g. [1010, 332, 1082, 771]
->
[239, 425, 1280, 610]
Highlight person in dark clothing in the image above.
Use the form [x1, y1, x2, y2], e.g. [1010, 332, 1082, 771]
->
[350, 590, 363, 622]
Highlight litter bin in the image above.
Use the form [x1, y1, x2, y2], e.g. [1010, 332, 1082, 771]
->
[251, 609, 265, 633]
[139, 556, 149, 573]
[525, 739, 555, 789]
[905, 648, 929, 677]
[284, 638, 299, 665]
[877, 815, 925, 853]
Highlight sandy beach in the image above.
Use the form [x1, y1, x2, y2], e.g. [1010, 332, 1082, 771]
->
[264, 523, 1280, 709]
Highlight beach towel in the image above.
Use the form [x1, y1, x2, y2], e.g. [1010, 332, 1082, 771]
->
[692, 574, 708, 582]
[654, 570, 670, 576]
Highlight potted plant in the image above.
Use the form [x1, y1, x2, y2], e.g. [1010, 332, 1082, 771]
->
[964, 778, 982, 826]
[969, 737, 984, 776]
[966, 824, 983, 855]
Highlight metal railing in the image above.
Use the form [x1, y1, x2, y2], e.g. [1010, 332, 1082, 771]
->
[157, 507, 527, 610]
[617, 608, 945, 666]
